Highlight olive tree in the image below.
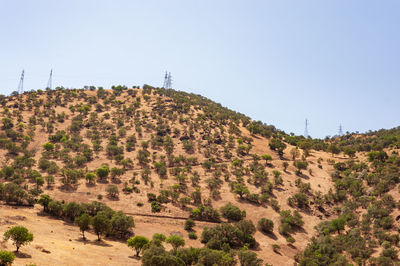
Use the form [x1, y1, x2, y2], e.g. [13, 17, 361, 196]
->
[3, 226, 33, 252]
[127, 235, 149, 257]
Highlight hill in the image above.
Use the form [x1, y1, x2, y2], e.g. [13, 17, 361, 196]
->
[0, 86, 399, 265]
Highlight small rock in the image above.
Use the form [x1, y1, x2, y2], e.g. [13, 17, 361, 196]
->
[41, 249, 51, 254]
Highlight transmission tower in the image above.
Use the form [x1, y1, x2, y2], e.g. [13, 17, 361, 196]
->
[17, 70, 24, 94]
[46, 69, 53, 90]
[338, 124, 343, 136]
[304, 119, 309, 138]
[162, 71, 172, 89]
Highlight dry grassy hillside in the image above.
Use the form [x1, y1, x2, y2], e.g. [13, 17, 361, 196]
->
[1, 86, 395, 266]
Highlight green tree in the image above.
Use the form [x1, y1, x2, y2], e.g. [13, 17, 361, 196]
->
[38, 194, 52, 212]
[294, 161, 308, 175]
[110, 211, 135, 238]
[269, 138, 287, 157]
[63, 202, 83, 221]
[220, 203, 246, 221]
[3, 226, 33, 252]
[151, 233, 167, 246]
[184, 219, 196, 231]
[127, 235, 150, 257]
[166, 235, 185, 253]
[35, 176, 44, 190]
[75, 213, 91, 240]
[106, 184, 119, 198]
[283, 161, 289, 172]
[42, 142, 55, 152]
[96, 165, 110, 180]
[2, 117, 13, 130]
[290, 147, 300, 161]
[330, 218, 345, 234]
[0, 250, 15, 266]
[45, 175, 55, 188]
[327, 144, 340, 157]
[197, 248, 236, 266]
[233, 183, 249, 199]
[85, 172, 97, 184]
[238, 249, 263, 266]
[91, 212, 111, 241]
[261, 154, 272, 166]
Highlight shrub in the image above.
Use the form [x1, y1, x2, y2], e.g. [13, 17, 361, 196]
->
[258, 218, 274, 233]
[188, 232, 198, 240]
[272, 244, 280, 253]
[286, 236, 296, 244]
[85, 172, 97, 184]
[96, 165, 110, 180]
[288, 193, 309, 208]
[238, 249, 263, 266]
[0, 250, 15, 265]
[151, 201, 162, 213]
[106, 184, 119, 198]
[220, 203, 246, 221]
[184, 219, 196, 231]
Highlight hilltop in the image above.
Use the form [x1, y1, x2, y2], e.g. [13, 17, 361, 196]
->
[0, 86, 399, 265]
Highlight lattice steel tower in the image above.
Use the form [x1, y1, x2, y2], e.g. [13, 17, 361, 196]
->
[17, 70, 24, 94]
[338, 124, 343, 136]
[304, 119, 309, 138]
[162, 71, 172, 89]
[46, 69, 53, 90]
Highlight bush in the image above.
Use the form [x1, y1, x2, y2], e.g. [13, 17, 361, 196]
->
[272, 244, 280, 253]
[238, 249, 263, 266]
[188, 232, 198, 240]
[286, 236, 296, 244]
[106, 184, 119, 198]
[258, 218, 274, 233]
[220, 203, 246, 221]
[288, 193, 309, 208]
[151, 201, 162, 213]
[0, 250, 15, 265]
[184, 219, 196, 231]
[96, 165, 110, 180]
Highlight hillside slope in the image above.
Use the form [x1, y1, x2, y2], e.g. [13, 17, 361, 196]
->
[0, 86, 399, 265]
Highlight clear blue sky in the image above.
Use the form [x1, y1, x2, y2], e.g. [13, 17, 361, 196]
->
[1, 0, 399, 138]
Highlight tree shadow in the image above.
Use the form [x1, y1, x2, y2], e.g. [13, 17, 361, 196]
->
[111, 178, 122, 184]
[14, 251, 32, 258]
[128, 255, 141, 260]
[85, 182, 96, 188]
[260, 231, 278, 240]
[58, 185, 78, 192]
[296, 173, 310, 180]
[87, 240, 113, 247]
[273, 250, 282, 256]
[106, 196, 120, 201]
